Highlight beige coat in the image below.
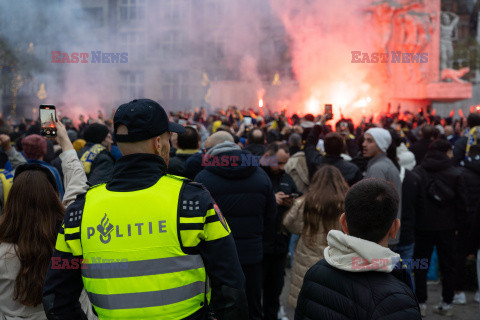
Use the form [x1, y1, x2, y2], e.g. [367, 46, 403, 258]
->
[283, 198, 341, 308]
[284, 151, 309, 194]
[0, 149, 97, 320]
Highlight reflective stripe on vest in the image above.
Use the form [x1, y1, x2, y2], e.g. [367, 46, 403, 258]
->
[81, 175, 209, 319]
[0, 170, 14, 205]
[80, 144, 106, 174]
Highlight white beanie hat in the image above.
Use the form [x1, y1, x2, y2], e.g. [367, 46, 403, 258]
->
[365, 128, 391, 153]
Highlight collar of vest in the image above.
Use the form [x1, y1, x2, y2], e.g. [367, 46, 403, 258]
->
[106, 153, 168, 192]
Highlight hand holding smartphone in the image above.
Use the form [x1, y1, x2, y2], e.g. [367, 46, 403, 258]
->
[325, 104, 333, 120]
[39, 105, 57, 137]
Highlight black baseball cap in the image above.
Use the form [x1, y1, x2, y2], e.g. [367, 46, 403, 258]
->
[114, 99, 185, 142]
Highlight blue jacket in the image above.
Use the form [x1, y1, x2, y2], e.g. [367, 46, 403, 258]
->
[195, 149, 277, 265]
[27, 159, 64, 200]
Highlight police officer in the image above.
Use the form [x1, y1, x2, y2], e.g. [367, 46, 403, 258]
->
[43, 99, 248, 320]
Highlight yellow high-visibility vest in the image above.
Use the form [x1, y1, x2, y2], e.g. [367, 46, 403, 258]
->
[79, 175, 210, 319]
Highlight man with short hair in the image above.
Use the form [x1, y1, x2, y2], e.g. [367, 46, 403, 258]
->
[245, 128, 266, 156]
[261, 142, 299, 320]
[363, 127, 402, 245]
[168, 126, 200, 178]
[295, 178, 421, 319]
[78, 123, 115, 185]
[287, 133, 302, 156]
[195, 131, 276, 320]
[410, 124, 436, 165]
[306, 131, 363, 186]
[43, 99, 248, 320]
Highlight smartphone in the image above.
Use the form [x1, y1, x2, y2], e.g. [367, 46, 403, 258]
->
[324, 104, 333, 120]
[39, 105, 57, 137]
[243, 117, 252, 126]
[288, 193, 299, 199]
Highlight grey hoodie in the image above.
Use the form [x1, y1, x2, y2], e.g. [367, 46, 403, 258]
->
[365, 153, 402, 245]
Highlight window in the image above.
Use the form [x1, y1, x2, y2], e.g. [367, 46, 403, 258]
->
[162, 30, 182, 59]
[163, 0, 181, 23]
[205, 1, 223, 19]
[119, 71, 144, 101]
[162, 70, 189, 101]
[120, 0, 145, 21]
[119, 31, 145, 61]
[84, 7, 103, 27]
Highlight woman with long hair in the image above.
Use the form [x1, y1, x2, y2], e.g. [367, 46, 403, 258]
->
[283, 165, 349, 307]
[0, 122, 95, 319]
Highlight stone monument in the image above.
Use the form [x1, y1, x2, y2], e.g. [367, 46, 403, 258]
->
[368, 0, 471, 108]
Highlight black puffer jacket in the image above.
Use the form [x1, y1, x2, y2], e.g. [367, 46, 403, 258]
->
[461, 154, 480, 218]
[307, 153, 363, 186]
[194, 149, 277, 265]
[168, 151, 198, 179]
[399, 168, 424, 245]
[295, 259, 421, 320]
[413, 150, 468, 231]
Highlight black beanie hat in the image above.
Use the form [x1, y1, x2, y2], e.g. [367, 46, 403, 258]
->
[83, 123, 110, 144]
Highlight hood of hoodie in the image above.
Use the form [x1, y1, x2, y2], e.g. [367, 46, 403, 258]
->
[205, 149, 258, 180]
[324, 230, 400, 273]
[421, 150, 452, 172]
[397, 143, 416, 171]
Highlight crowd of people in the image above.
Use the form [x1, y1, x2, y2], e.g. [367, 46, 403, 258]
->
[0, 100, 479, 319]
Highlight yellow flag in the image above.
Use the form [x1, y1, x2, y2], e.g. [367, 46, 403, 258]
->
[201, 72, 210, 87]
[272, 73, 281, 86]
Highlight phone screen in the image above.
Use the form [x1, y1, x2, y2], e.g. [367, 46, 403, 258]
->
[325, 104, 333, 120]
[39, 105, 57, 137]
[244, 117, 252, 126]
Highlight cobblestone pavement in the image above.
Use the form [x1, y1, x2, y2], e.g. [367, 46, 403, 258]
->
[280, 268, 479, 320]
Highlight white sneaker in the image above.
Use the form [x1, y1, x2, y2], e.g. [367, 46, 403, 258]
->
[475, 291, 480, 303]
[419, 303, 427, 317]
[433, 302, 453, 316]
[278, 306, 289, 320]
[452, 292, 466, 305]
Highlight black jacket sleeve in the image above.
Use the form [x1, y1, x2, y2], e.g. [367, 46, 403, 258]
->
[43, 195, 87, 320]
[178, 182, 248, 320]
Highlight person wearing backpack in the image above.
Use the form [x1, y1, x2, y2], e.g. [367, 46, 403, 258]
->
[413, 139, 468, 317]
